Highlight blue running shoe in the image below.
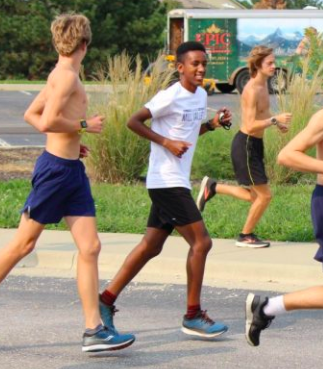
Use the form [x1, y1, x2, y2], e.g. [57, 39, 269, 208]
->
[182, 310, 228, 338]
[99, 296, 136, 343]
[82, 326, 135, 352]
[99, 298, 119, 335]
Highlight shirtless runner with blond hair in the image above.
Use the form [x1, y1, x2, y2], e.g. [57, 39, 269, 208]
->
[0, 13, 134, 353]
[196, 45, 292, 248]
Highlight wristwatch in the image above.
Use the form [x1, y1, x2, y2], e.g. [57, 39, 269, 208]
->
[205, 120, 215, 131]
[270, 117, 278, 126]
[79, 119, 88, 134]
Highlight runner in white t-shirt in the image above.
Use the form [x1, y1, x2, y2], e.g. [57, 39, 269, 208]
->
[99, 42, 232, 339]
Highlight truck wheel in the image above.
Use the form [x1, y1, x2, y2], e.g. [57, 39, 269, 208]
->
[216, 83, 235, 94]
[235, 69, 250, 94]
[268, 69, 288, 94]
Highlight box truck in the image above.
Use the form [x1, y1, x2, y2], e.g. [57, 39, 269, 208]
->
[167, 9, 323, 93]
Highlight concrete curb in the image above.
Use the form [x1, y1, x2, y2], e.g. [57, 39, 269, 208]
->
[1, 229, 321, 292]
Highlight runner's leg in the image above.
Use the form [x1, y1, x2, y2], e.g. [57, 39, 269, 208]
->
[176, 220, 211, 306]
[65, 216, 101, 329]
[284, 286, 323, 310]
[106, 227, 169, 296]
[241, 184, 272, 234]
[177, 219, 228, 337]
[216, 183, 253, 202]
[0, 214, 44, 283]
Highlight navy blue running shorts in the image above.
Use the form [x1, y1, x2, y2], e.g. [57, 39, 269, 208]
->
[147, 187, 203, 234]
[21, 150, 95, 224]
[311, 184, 323, 263]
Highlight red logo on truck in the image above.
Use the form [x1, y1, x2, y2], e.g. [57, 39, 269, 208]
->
[195, 24, 231, 54]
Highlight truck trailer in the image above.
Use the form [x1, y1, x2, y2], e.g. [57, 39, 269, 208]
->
[167, 9, 323, 93]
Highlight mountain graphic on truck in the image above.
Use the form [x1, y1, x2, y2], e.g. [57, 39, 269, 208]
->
[238, 28, 303, 56]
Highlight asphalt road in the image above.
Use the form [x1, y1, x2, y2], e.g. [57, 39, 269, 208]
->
[1, 88, 322, 148]
[0, 275, 322, 369]
[0, 90, 242, 147]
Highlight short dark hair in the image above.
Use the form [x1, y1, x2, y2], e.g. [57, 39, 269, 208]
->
[176, 41, 206, 63]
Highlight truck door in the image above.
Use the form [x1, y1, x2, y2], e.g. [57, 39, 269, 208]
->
[169, 18, 184, 55]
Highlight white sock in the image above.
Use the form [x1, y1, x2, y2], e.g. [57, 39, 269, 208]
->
[263, 295, 286, 316]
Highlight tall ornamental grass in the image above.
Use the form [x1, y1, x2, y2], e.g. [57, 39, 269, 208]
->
[85, 53, 175, 183]
[265, 58, 323, 184]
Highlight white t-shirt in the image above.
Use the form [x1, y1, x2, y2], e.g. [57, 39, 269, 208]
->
[145, 81, 207, 190]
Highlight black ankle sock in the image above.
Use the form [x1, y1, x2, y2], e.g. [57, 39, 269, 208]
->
[211, 182, 217, 193]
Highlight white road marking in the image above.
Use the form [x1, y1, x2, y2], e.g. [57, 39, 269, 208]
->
[20, 91, 32, 96]
[0, 138, 11, 147]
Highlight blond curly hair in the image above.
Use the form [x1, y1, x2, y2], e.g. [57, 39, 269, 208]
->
[51, 14, 92, 56]
[248, 45, 273, 78]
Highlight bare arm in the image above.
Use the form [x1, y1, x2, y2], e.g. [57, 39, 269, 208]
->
[199, 107, 232, 135]
[24, 70, 103, 134]
[242, 89, 292, 135]
[127, 107, 191, 158]
[23, 88, 47, 130]
[278, 109, 323, 173]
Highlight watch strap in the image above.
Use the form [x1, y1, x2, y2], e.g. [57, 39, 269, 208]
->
[205, 120, 215, 131]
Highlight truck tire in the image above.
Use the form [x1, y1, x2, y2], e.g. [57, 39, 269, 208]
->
[235, 69, 250, 94]
[268, 69, 288, 94]
[216, 83, 235, 94]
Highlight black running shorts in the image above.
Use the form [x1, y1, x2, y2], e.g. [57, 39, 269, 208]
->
[147, 187, 203, 234]
[231, 130, 268, 186]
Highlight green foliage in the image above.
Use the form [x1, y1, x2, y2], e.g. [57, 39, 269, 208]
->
[286, 0, 322, 9]
[307, 31, 323, 76]
[162, 0, 183, 11]
[0, 179, 315, 242]
[84, 53, 175, 183]
[265, 58, 323, 184]
[192, 127, 237, 181]
[0, 0, 168, 80]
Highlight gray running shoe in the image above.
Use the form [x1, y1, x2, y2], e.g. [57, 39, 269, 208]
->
[196, 176, 217, 212]
[245, 293, 275, 347]
[82, 326, 135, 352]
[236, 234, 270, 248]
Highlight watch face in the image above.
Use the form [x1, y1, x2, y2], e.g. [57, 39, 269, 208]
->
[271, 118, 277, 125]
[80, 120, 88, 129]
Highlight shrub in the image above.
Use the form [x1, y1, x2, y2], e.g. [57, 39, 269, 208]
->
[265, 58, 323, 184]
[192, 125, 237, 181]
[85, 53, 174, 183]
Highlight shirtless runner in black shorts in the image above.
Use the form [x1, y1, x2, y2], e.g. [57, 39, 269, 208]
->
[196, 45, 292, 248]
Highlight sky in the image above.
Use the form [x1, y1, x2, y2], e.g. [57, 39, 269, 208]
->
[238, 18, 323, 39]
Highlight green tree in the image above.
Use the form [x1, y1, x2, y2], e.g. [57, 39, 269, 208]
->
[286, 0, 322, 8]
[0, 0, 168, 80]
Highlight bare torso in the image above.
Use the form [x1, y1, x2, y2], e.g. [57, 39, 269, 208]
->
[42, 65, 87, 159]
[240, 80, 270, 139]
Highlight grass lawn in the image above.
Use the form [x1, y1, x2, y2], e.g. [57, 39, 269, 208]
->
[0, 179, 315, 242]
